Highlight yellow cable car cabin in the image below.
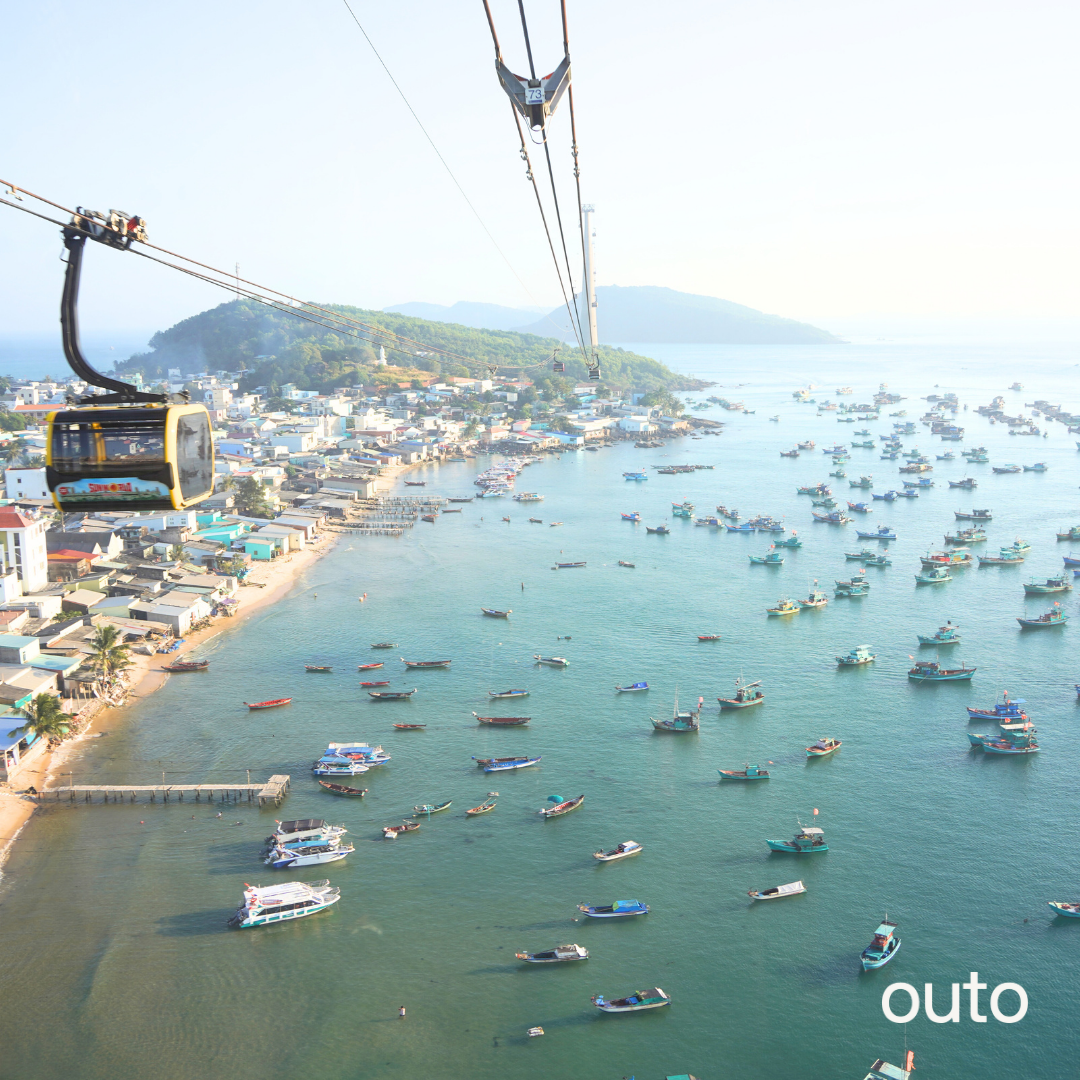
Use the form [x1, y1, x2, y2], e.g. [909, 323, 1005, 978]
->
[45, 404, 214, 512]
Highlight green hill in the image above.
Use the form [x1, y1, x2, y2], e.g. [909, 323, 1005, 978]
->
[114, 300, 703, 394]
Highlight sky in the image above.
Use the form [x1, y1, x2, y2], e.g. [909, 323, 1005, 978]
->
[3, 0, 1080, 346]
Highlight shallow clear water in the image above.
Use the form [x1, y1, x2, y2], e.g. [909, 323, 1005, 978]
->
[0, 343, 1077, 1080]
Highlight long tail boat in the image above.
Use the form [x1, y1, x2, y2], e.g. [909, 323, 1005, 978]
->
[401, 659, 452, 668]
[163, 660, 209, 672]
[473, 712, 530, 726]
[369, 689, 417, 699]
[393, 723, 426, 729]
[466, 795, 498, 815]
[358, 663, 385, 670]
[317, 781, 368, 797]
[538, 794, 584, 817]
[244, 698, 293, 709]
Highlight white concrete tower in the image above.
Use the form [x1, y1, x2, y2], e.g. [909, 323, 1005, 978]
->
[580, 204, 598, 349]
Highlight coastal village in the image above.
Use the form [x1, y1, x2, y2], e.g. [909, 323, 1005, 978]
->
[0, 366, 701, 793]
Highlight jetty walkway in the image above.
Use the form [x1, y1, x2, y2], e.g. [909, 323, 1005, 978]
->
[41, 774, 290, 806]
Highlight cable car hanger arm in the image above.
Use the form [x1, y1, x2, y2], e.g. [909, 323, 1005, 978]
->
[61, 213, 187, 406]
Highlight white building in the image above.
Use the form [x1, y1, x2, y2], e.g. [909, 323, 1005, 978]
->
[4, 467, 50, 501]
[0, 508, 48, 593]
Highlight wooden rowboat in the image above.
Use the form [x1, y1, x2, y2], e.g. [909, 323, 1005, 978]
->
[382, 821, 420, 838]
[317, 781, 368, 797]
[163, 660, 209, 671]
[393, 723, 426, 729]
[488, 689, 528, 698]
[473, 713, 530, 726]
[357, 663, 385, 670]
[413, 801, 451, 815]
[244, 698, 293, 709]
[466, 795, 498, 815]
[538, 794, 584, 817]
[401, 659, 452, 668]
[369, 689, 417, 699]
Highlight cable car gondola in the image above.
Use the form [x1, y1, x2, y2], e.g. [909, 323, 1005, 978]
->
[45, 209, 214, 512]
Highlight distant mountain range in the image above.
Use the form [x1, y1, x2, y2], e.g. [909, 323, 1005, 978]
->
[387, 287, 841, 344]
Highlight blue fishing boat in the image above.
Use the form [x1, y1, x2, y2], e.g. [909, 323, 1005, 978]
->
[893, 489, 918, 498]
[917, 622, 961, 645]
[902, 477, 934, 488]
[1024, 575, 1072, 594]
[1023, 462, 1048, 472]
[967, 691, 1026, 721]
[775, 533, 803, 547]
[812, 509, 852, 524]
[937, 451, 956, 460]
[718, 763, 770, 781]
[836, 644, 875, 665]
[849, 475, 873, 488]
[1048, 902, 1080, 918]
[623, 471, 648, 480]
[578, 900, 649, 918]
[766, 825, 828, 853]
[871, 491, 898, 501]
[860, 920, 901, 970]
[615, 682, 649, 692]
[1018, 604, 1068, 628]
[479, 756, 542, 772]
[725, 522, 755, 533]
[915, 566, 951, 584]
[834, 577, 871, 596]
[847, 501, 873, 513]
[857, 524, 896, 540]
[970, 721, 1039, 754]
[748, 548, 785, 565]
[651, 691, 701, 732]
[1063, 553, 1080, 568]
[620, 512, 642, 521]
[908, 660, 975, 681]
[645, 525, 671, 535]
[948, 477, 977, 488]
[672, 506, 692, 518]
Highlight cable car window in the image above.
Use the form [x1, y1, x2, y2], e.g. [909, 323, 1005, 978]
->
[174, 411, 213, 501]
[50, 420, 166, 473]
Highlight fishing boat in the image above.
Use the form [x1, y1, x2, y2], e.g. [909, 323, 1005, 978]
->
[618, 560, 636, 567]
[799, 586, 829, 608]
[267, 819, 347, 846]
[1018, 604, 1068, 628]
[529, 517, 543, 523]
[798, 483, 831, 495]
[368, 689, 417, 699]
[620, 512, 642, 521]
[473, 712, 530, 726]
[847, 501, 873, 513]
[516, 944, 589, 962]
[645, 525, 671, 534]
[812, 509, 852, 524]
[305, 664, 333, 673]
[413, 801, 452, 816]
[1048, 902, 1080, 918]
[615, 682, 649, 692]
[578, 899, 649, 918]
[1064, 553, 1080, 568]
[766, 825, 828, 853]
[776, 534, 803, 547]
[228, 881, 340, 928]
[383, 821, 420, 838]
[370, 642, 397, 649]
[836, 644, 875, 665]
[164, 659, 209, 672]
[360, 680, 390, 687]
[1023, 575, 1072, 594]
[1056, 526, 1080, 541]
[846, 548, 878, 560]
[1023, 462, 1048, 471]
[806, 738, 842, 757]
[849, 475, 873, 489]
[976, 722, 1040, 754]
[857, 524, 896, 540]
[473, 755, 542, 772]
[312, 759, 369, 777]
[244, 698, 293, 709]
[481, 608, 511, 617]
[697, 633, 721, 641]
[401, 658, 452, 668]
[718, 763, 770, 781]
[748, 549, 785, 565]
[623, 471, 648, 480]
[938, 451, 956, 460]
[780, 448, 800, 457]
[864, 1053, 917, 1080]
[834, 577, 871, 596]
[861, 920, 901, 970]
[421, 514, 436, 522]
[902, 477, 934, 489]
[266, 841, 354, 869]
[863, 553, 890, 566]
[540, 794, 585, 817]
[830, 468, 847, 478]
[555, 561, 586, 568]
[921, 550, 974, 568]
[357, 663, 385, 670]
[967, 692, 1027, 721]
[767, 597, 801, 616]
[749, 880, 806, 900]
[651, 691, 701, 732]
[907, 660, 975, 681]
[393, 723, 426, 729]
[466, 795, 498, 816]
[725, 522, 754, 533]
[594, 841, 643, 861]
[533, 655, 569, 666]
[915, 566, 952, 584]
[489, 688, 528, 698]
[955, 508, 992, 520]
[992, 464, 1022, 474]
[948, 477, 977, 488]
[441, 507, 462, 514]
[718, 677, 765, 708]
[317, 781, 368, 796]
[404, 480, 426, 486]
[918, 622, 961, 645]
[945, 527, 986, 544]
[871, 490, 898, 501]
[447, 497, 473, 503]
[797, 440, 815, 449]
[978, 548, 1024, 565]
[591, 988, 670, 1013]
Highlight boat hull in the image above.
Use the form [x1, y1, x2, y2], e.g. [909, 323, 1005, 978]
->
[1049, 902, 1080, 918]
[766, 840, 829, 853]
[718, 696, 764, 708]
[861, 937, 901, 970]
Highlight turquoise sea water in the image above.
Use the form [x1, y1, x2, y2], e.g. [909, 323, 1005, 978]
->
[1, 343, 1079, 1080]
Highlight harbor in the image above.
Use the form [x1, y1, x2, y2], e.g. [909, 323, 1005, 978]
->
[0, 344, 1077, 1080]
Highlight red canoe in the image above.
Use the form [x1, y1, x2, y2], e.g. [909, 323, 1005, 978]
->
[357, 663, 385, 670]
[244, 698, 293, 710]
[360, 680, 390, 687]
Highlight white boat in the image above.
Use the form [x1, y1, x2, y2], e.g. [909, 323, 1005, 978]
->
[265, 841, 354, 868]
[515, 944, 589, 963]
[228, 880, 340, 928]
[748, 880, 806, 900]
[312, 759, 370, 776]
[268, 818, 347, 845]
[533, 655, 569, 666]
[592, 987, 671, 1012]
[593, 841, 643, 862]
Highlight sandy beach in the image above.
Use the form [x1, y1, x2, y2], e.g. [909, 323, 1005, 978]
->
[0, 528, 341, 871]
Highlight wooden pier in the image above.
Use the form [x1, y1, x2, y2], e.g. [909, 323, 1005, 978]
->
[42, 774, 291, 806]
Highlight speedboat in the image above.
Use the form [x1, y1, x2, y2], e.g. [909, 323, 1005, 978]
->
[533, 655, 569, 666]
[748, 880, 806, 900]
[578, 899, 649, 918]
[516, 944, 589, 963]
[229, 880, 341, 928]
[860, 920, 901, 970]
[265, 841, 354, 869]
[615, 682, 649, 692]
[593, 841, 644, 861]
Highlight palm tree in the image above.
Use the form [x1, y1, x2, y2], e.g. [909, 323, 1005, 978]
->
[168, 544, 185, 563]
[13, 694, 69, 744]
[88, 625, 133, 680]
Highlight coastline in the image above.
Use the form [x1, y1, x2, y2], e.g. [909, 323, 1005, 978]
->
[0, 527, 340, 873]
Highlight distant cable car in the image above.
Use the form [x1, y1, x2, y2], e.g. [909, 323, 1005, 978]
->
[44, 209, 214, 512]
